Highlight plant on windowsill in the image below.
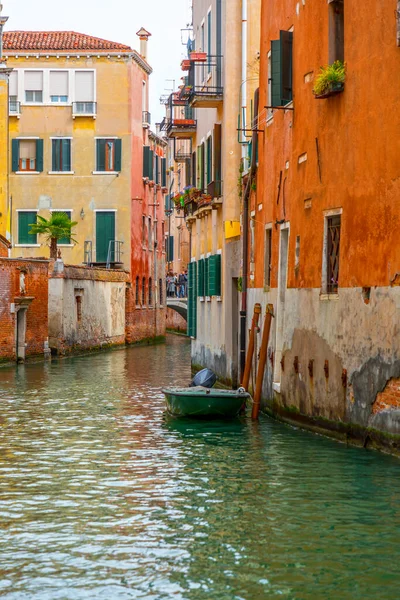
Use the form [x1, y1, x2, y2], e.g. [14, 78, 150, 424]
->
[313, 61, 346, 99]
[28, 212, 78, 260]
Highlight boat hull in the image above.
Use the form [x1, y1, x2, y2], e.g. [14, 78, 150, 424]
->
[162, 387, 250, 418]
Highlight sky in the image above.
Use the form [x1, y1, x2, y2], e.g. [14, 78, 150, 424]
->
[3, 0, 191, 123]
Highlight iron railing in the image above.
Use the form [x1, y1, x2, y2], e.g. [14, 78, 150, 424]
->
[72, 101, 97, 116]
[142, 111, 151, 127]
[106, 240, 123, 269]
[207, 180, 223, 198]
[83, 240, 93, 265]
[188, 55, 223, 104]
[174, 139, 192, 162]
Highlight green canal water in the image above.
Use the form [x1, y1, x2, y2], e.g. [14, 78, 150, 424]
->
[1, 335, 400, 599]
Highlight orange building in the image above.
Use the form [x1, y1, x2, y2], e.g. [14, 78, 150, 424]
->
[249, 0, 400, 450]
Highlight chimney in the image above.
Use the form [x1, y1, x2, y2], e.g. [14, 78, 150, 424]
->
[136, 27, 152, 61]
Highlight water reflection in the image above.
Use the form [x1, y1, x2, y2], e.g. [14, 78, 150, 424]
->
[0, 336, 400, 599]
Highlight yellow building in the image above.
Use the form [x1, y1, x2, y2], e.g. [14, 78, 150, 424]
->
[5, 30, 152, 268]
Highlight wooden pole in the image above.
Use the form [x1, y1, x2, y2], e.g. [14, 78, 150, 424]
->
[252, 304, 274, 420]
[241, 303, 261, 390]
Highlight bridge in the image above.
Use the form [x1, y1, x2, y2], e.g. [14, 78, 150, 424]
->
[166, 298, 188, 321]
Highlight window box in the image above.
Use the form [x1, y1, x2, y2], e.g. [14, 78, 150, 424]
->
[313, 81, 344, 99]
[190, 52, 207, 62]
[181, 59, 191, 71]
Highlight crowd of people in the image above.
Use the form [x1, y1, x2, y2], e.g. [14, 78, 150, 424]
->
[166, 271, 188, 298]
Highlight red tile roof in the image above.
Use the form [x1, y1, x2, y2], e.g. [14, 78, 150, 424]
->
[4, 31, 132, 52]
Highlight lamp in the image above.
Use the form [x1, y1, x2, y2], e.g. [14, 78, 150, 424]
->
[80, 208, 85, 219]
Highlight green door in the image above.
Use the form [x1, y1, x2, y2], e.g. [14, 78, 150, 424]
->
[96, 211, 115, 263]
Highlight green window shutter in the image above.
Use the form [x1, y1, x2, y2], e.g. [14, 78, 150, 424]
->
[114, 139, 122, 172]
[197, 258, 205, 296]
[155, 155, 159, 184]
[96, 211, 115, 263]
[271, 31, 293, 107]
[149, 150, 154, 181]
[161, 157, 167, 187]
[52, 139, 59, 171]
[188, 261, 197, 338]
[168, 235, 174, 262]
[206, 136, 212, 186]
[97, 139, 106, 171]
[209, 253, 221, 296]
[36, 139, 44, 172]
[213, 124, 222, 190]
[12, 139, 19, 172]
[200, 142, 205, 191]
[204, 256, 210, 297]
[18, 211, 37, 244]
[62, 139, 71, 172]
[54, 210, 71, 244]
[271, 39, 282, 108]
[143, 146, 151, 178]
[165, 194, 172, 213]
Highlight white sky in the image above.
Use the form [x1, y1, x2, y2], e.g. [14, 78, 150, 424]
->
[3, 0, 191, 123]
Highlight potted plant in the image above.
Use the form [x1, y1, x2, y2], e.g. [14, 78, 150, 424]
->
[313, 61, 346, 99]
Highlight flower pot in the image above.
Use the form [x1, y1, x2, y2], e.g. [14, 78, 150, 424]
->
[314, 81, 344, 99]
[181, 59, 191, 71]
[190, 51, 207, 62]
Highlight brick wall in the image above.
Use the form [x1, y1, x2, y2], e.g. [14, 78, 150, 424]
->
[125, 286, 166, 344]
[372, 378, 400, 414]
[0, 258, 49, 362]
[166, 308, 187, 334]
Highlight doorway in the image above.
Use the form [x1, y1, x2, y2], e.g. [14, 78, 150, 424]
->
[96, 211, 115, 263]
[273, 226, 289, 386]
[16, 308, 27, 361]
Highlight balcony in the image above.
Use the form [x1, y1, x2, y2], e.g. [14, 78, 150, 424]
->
[83, 240, 124, 269]
[207, 180, 223, 199]
[174, 139, 192, 163]
[188, 56, 223, 108]
[142, 110, 151, 128]
[9, 99, 21, 117]
[72, 101, 97, 118]
[160, 116, 197, 139]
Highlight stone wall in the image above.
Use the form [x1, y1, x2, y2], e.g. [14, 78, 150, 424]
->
[0, 258, 49, 362]
[49, 261, 129, 354]
[125, 284, 166, 344]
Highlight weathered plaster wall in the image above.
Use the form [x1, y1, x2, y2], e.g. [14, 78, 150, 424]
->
[166, 308, 187, 334]
[49, 263, 128, 354]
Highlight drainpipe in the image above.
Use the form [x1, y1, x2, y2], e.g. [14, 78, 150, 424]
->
[241, 0, 247, 160]
[240, 87, 259, 381]
[153, 149, 158, 334]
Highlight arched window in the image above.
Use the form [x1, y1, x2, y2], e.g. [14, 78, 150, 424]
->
[135, 276, 139, 305]
[142, 277, 146, 305]
[149, 277, 153, 306]
[159, 278, 163, 305]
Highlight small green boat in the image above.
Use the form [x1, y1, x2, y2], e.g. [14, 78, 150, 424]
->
[162, 386, 250, 418]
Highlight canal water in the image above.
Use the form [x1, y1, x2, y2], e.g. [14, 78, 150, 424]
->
[1, 335, 400, 599]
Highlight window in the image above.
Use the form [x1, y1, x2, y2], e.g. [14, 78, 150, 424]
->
[76, 295, 82, 322]
[96, 139, 122, 172]
[295, 235, 300, 271]
[52, 211, 72, 244]
[142, 277, 146, 305]
[142, 215, 146, 248]
[328, 0, 344, 63]
[9, 71, 18, 112]
[267, 52, 273, 119]
[18, 211, 37, 245]
[135, 276, 140, 305]
[167, 236, 174, 263]
[159, 278, 163, 305]
[12, 139, 43, 173]
[24, 71, 43, 103]
[326, 215, 341, 294]
[149, 277, 153, 306]
[148, 217, 152, 249]
[271, 31, 293, 107]
[191, 151, 197, 187]
[143, 146, 154, 180]
[52, 139, 71, 172]
[18, 140, 37, 172]
[264, 227, 272, 287]
[50, 71, 69, 103]
[207, 11, 212, 72]
[75, 71, 95, 102]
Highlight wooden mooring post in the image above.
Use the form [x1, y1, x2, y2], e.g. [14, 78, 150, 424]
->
[252, 304, 274, 420]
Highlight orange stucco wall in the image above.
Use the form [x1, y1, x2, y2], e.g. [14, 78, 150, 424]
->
[254, 0, 400, 291]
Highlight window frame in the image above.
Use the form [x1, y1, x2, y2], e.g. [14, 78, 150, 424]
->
[321, 209, 342, 297]
[18, 139, 37, 172]
[51, 138, 72, 173]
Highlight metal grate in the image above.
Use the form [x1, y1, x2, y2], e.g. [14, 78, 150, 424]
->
[327, 215, 341, 294]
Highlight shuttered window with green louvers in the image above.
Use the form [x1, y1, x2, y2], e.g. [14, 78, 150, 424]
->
[197, 258, 205, 297]
[271, 30, 293, 107]
[208, 254, 222, 296]
[143, 146, 154, 180]
[188, 261, 197, 338]
[161, 157, 167, 187]
[204, 256, 210, 297]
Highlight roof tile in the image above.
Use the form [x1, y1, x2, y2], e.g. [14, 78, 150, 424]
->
[4, 31, 132, 52]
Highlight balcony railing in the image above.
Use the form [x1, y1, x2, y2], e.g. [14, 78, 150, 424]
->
[72, 101, 97, 118]
[142, 110, 151, 128]
[160, 116, 197, 139]
[207, 180, 223, 199]
[188, 55, 223, 108]
[83, 239, 124, 268]
[174, 139, 192, 162]
[9, 99, 21, 116]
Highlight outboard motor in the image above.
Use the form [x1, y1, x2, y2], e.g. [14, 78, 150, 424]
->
[190, 368, 217, 389]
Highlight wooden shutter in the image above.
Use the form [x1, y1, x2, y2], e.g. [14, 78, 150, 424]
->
[168, 235, 174, 262]
[18, 211, 37, 244]
[213, 124, 222, 191]
[208, 254, 221, 296]
[143, 146, 151, 178]
[62, 139, 71, 172]
[54, 210, 71, 244]
[97, 139, 106, 171]
[96, 211, 115, 263]
[165, 194, 172, 213]
[155, 155, 159, 184]
[114, 139, 122, 172]
[188, 261, 197, 338]
[197, 258, 205, 296]
[271, 32, 293, 107]
[149, 150, 154, 181]
[204, 256, 210, 296]
[192, 151, 197, 187]
[12, 139, 19, 172]
[36, 139, 44, 172]
[161, 157, 167, 187]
